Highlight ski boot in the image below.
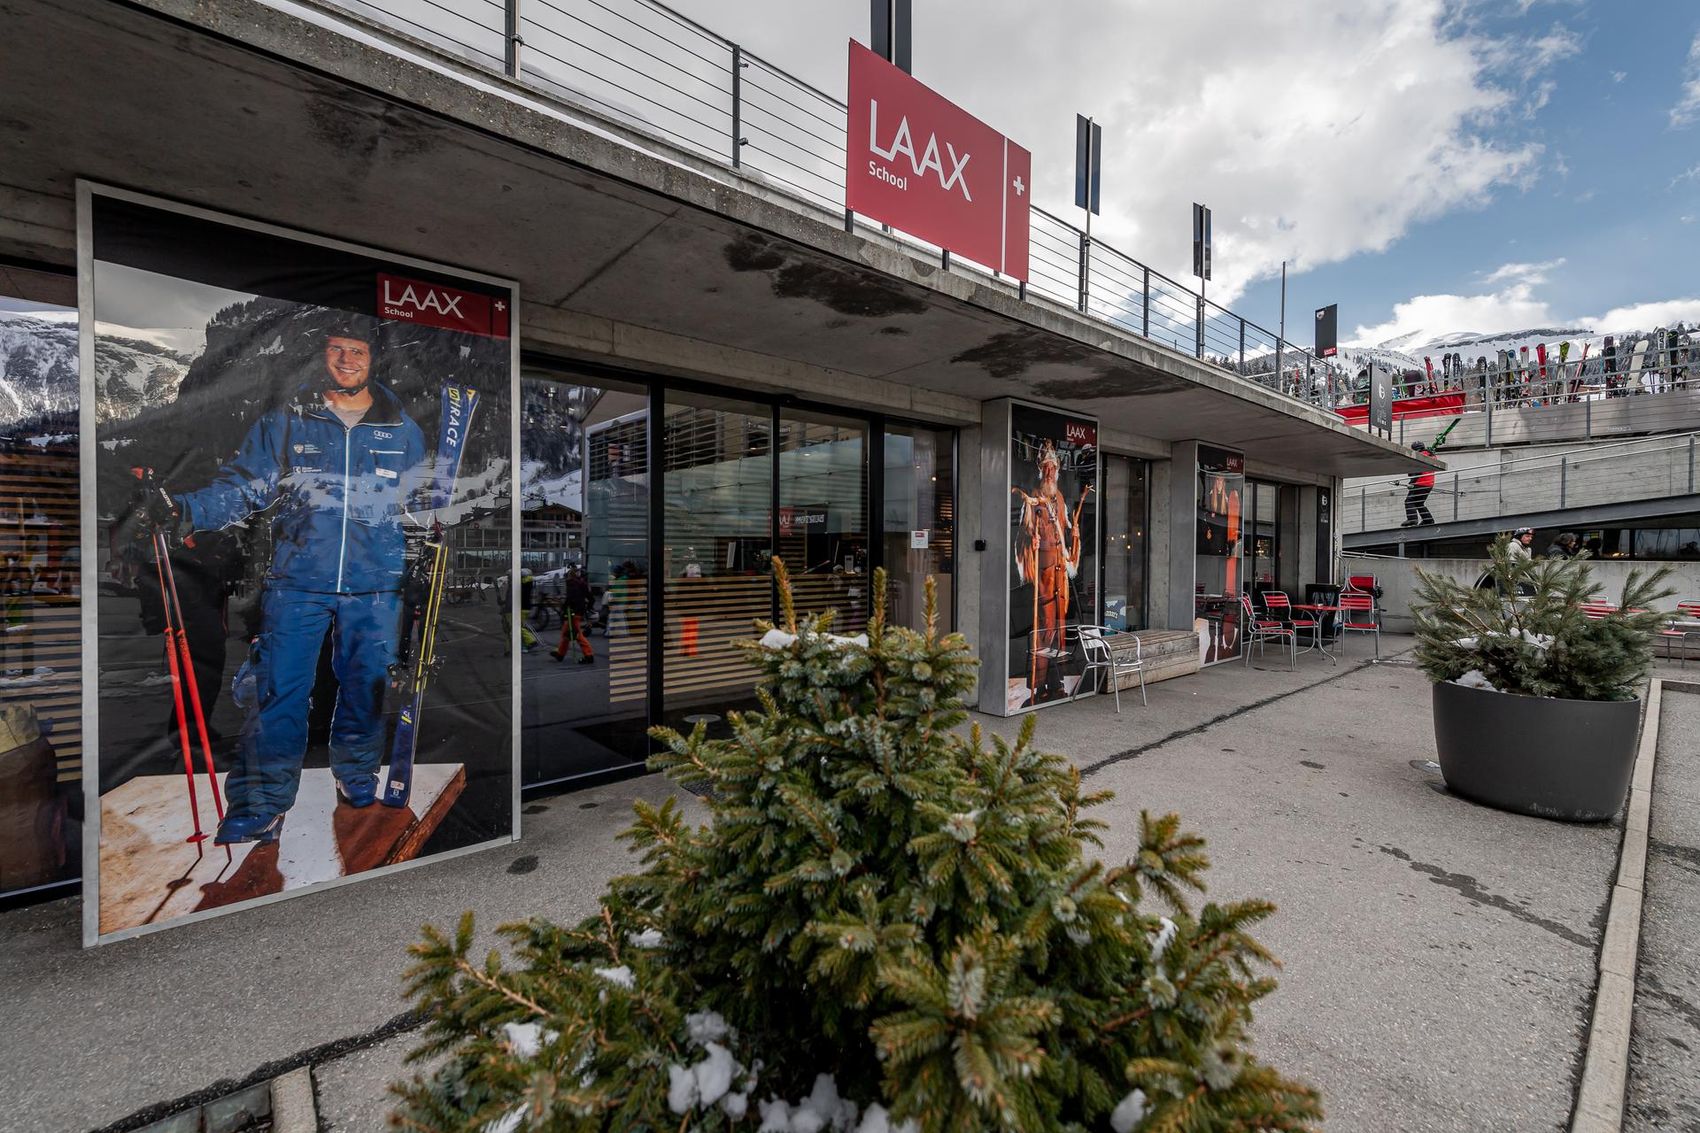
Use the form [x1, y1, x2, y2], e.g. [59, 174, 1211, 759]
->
[335, 774, 379, 809]
[214, 812, 285, 845]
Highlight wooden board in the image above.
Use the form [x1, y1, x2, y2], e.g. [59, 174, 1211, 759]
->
[97, 764, 465, 935]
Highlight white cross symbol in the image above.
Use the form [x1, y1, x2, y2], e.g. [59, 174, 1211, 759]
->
[494, 300, 507, 312]
[1012, 176, 1025, 196]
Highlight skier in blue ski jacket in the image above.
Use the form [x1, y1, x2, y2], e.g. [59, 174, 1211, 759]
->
[144, 322, 428, 844]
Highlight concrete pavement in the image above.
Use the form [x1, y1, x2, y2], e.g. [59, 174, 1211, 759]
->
[1625, 683, 1700, 1131]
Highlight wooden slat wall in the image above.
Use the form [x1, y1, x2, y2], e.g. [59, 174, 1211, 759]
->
[0, 443, 82, 784]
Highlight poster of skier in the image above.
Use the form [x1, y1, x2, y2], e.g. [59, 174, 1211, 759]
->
[1006, 404, 1097, 713]
[78, 186, 517, 943]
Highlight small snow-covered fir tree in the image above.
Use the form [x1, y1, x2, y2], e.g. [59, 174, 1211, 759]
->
[1412, 537, 1673, 700]
[393, 562, 1320, 1133]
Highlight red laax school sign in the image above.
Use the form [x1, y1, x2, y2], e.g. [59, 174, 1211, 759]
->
[377, 273, 511, 339]
[845, 40, 1031, 282]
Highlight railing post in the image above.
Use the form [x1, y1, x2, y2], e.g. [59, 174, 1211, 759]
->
[1360, 487, 1366, 530]
[1194, 296, 1204, 359]
[1141, 266, 1150, 337]
[1238, 319, 1246, 373]
[730, 45, 746, 168]
[1585, 391, 1591, 439]
[504, 0, 522, 77]
[1560, 455, 1567, 507]
[1453, 473, 1460, 522]
[1689, 434, 1695, 493]
[1077, 233, 1090, 314]
[1485, 384, 1493, 447]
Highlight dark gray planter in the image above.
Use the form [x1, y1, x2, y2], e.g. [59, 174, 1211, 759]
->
[1431, 680, 1639, 822]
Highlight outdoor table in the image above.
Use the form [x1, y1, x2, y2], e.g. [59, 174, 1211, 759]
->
[1292, 603, 1342, 663]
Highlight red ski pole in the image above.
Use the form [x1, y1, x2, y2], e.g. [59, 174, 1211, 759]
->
[150, 531, 206, 845]
[157, 538, 226, 826]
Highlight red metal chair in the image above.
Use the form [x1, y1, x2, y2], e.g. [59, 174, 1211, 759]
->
[1580, 601, 1618, 621]
[1261, 591, 1319, 650]
[1241, 595, 1295, 669]
[1337, 591, 1380, 657]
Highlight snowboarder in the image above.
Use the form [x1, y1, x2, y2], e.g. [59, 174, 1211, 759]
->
[1401, 443, 1437, 527]
[133, 320, 427, 844]
[552, 566, 596, 664]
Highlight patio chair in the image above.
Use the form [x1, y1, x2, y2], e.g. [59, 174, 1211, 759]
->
[1261, 591, 1319, 648]
[1074, 625, 1146, 711]
[1580, 601, 1619, 621]
[1240, 595, 1295, 669]
[1337, 591, 1380, 658]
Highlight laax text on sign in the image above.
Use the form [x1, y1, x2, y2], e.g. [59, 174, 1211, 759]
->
[867, 100, 972, 201]
[382, 278, 464, 320]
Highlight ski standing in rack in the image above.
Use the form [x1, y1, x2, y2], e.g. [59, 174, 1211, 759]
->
[382, 384, 480, 809]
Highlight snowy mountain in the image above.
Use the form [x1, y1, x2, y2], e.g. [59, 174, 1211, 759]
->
[0, 311, 198, 426]
[1335, 324, 1665, 377]
[0, 313, 79, 421]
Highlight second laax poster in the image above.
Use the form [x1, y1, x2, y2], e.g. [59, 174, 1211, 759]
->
[81, 186, 516, 943]
[1007, 403, 1098, 712]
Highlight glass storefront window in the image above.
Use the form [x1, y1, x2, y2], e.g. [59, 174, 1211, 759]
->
[778, 411, 869, 634]
[1249, 480, 1281, 590]
[518, 374, 651, 788]
[661, 390, 773, 734]
[882, 423, 954, 633]
[1, 294, 83, 900]
[1102, 455, 1147, 632]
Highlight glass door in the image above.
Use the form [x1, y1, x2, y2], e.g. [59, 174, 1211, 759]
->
[1102, 455, 1147, 631]
[518, 373, 650, 788]
[881, 422, 954, 633]
[1249, 480, 1281, 594]
[660, 390, 773, 734]
[778, 410, 869, 635]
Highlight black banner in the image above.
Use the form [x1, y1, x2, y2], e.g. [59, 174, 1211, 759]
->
[1314, 304, 1338, 358]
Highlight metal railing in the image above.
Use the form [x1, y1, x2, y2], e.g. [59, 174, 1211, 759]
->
[1341, 431, 1700, 535]
[322, 0, 1335, 408]
[1334, 355, 1700, 447]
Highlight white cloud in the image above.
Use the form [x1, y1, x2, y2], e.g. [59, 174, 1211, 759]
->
[1480, 258, 1565, 285]
[1670, 163, 1700, 188]
[1672, 32, 1700, 127]
[1583, 299, 1700, 333]
[663, 0, 1566, 305]
[1347, 283, 1558, 346]
[1611, 70, 1627, 84]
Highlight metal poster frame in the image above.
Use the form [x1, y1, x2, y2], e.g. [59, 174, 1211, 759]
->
[980, 398, 1101, 716]
[76, 182, 522, 946]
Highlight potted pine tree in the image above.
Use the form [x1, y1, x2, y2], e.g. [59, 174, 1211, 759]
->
[1411, 539, 1672, 821]
[392, 564, 1320, 1132]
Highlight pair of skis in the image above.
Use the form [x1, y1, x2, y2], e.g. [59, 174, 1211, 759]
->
[381, 384, 480, 809]
[131, 468, 229, 858]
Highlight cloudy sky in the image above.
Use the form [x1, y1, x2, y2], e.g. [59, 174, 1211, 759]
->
[663, 0, 1700, 346]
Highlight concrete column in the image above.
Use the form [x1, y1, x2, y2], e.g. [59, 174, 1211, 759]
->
[956, 421, 982, 700]
[976, 401, 1013, 715]
[1166, 442, 1200, 632]
[1147, 458, 1173, 627]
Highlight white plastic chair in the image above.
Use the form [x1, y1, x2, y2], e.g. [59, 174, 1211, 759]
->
[1074, 626, 1147, 711]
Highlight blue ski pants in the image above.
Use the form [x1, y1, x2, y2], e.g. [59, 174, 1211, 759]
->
[226, 588, 403, 818]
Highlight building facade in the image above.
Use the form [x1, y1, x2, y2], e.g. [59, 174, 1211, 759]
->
[0, 0, 1425, 924]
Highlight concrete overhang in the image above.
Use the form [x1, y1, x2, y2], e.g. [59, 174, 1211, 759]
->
[2, 0, 1431, 479]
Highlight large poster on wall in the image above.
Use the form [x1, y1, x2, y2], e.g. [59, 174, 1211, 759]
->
[1195, 445, 1244, 666]
[1007, 404, 1097, 712]
[80, 186, 517, 943]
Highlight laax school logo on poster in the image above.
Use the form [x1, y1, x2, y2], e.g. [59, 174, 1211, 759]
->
[376, 273, 510, 339]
